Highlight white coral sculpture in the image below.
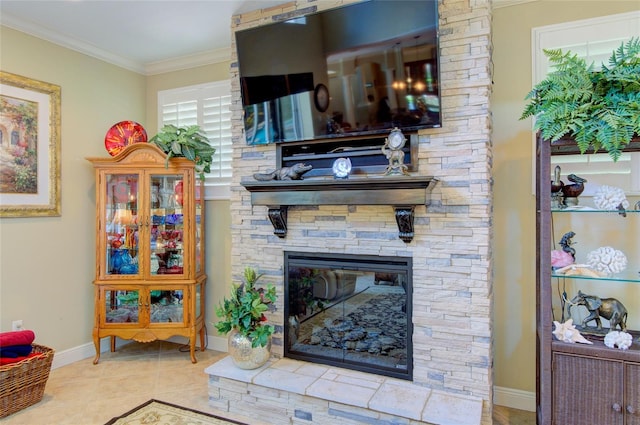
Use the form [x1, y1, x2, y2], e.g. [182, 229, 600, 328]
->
[552, 319, 593, 344]
[587, 246, 627, 276]
[593, 185, 629, 210]
[604, 331, 633, 350]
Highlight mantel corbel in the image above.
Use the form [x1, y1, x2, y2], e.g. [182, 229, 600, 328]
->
[241, 176, 437, 242]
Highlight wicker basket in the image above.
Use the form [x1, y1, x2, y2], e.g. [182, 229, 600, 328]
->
[0, 344, 54, 418]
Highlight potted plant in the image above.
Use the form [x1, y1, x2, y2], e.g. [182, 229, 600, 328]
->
[215, 267, 277, 369]
[149, 124, 216, 180]
[520, 38, 640, 161]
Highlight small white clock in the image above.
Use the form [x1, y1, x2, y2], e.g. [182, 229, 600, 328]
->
[332, 157, 352, 179]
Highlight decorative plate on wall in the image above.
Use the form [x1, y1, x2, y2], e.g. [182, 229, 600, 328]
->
[104, 120, 147, 156]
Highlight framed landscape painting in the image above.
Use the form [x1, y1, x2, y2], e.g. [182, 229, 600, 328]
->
[0, 71, 61, 217]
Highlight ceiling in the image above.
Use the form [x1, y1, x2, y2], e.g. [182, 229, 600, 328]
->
[0, 0, 288, 75]
[0, 0, 532, 75]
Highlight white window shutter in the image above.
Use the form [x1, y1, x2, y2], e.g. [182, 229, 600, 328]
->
[157, 81, 232, 200]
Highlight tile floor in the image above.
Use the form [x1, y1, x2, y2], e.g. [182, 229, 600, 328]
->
[1, 341, 535, 425]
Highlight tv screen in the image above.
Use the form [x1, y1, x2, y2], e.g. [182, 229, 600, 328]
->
[235, 0, 440, 145]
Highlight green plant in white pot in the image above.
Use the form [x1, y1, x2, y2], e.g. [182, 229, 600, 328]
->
[520, 37, 640, 161]
[149, 124, 215, 179]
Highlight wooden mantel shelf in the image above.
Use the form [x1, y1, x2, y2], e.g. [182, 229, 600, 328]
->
[241, 176, 438, 242]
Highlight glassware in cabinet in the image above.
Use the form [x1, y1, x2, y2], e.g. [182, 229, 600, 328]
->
[103, 289, 140, 324]
[149, 174, 186, 277]
[105, 173, 140, 276]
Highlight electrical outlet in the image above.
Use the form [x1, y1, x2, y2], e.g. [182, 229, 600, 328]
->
[11, 320, 23, 331]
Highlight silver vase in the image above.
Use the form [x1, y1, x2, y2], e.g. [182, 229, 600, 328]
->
[227, 329, 271, 369]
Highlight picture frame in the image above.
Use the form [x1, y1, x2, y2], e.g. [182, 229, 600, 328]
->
[0, 71, 61, 217]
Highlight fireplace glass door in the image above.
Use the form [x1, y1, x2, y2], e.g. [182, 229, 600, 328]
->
[284, 252, 412, 380]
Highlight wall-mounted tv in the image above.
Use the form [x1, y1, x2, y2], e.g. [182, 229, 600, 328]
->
[235, 0, 440, 145]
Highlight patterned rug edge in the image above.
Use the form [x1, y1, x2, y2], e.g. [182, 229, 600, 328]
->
[104, 399, 248, 425]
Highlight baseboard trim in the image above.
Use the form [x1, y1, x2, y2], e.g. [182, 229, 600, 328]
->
[50, 339, 108, 369]
[51, 339, 534, 413]
[493, 386, 536, 412]
[50, 334, 227, 370]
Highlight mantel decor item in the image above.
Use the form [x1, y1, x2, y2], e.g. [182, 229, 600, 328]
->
[149, 124, 215, 180]
[253, 163, 312, 181]
[520, 37, 640, 161]
[215, 267, 277, 369]
[0, 71, 61, 217]
[382, 127, 409, 175]
[332, 157, 352, 179]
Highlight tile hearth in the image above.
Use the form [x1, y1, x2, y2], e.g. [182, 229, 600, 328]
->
[206, 356, 482, 425]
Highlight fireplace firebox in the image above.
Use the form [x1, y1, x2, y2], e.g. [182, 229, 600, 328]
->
[284, 251, 412, 380]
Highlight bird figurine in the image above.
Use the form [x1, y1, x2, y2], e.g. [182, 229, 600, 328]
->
[562, 174, 587, 206]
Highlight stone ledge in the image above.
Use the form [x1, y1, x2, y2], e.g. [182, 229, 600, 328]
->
[205, 356, 482, 425]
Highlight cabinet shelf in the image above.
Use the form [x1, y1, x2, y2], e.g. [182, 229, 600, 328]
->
[551, 208, 640, 214]
[552, 334, 640, 362]
[552, 271, 640, 284]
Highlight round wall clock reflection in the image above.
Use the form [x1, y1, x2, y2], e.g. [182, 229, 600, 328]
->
[314, 83, 330, 112]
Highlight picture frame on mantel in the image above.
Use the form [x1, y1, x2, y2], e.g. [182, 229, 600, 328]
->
[0, 71, 61, 217]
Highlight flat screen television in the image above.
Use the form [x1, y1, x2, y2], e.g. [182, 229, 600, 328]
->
[235, 0, 440, 145]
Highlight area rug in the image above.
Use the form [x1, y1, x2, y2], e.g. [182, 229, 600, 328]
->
[104, 399, 247, 425]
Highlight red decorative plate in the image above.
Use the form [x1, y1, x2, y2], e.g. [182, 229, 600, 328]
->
[104, 121, 147, 156]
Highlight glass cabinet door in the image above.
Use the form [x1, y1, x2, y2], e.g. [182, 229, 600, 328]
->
[104, 289, 140, 324]
[149, 174, 186, 276]
[196, 282, 203, 318]
[149, 289, 184, 324]
[195, 181, 204, 275]
[105, 174, 140, 276]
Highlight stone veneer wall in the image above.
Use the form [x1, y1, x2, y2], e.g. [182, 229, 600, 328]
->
[228, 1, 493, 423]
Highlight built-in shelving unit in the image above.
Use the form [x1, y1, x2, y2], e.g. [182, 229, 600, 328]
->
[536, 134, 640, 425]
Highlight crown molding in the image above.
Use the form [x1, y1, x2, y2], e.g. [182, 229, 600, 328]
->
[144, 47, 232, 75]
[1, 12, 231, 76]
[1, 12, 146, 74]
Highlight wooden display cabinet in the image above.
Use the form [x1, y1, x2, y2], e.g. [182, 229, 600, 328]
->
[87, 143, 206, 363]
[536, 135, 640, 424]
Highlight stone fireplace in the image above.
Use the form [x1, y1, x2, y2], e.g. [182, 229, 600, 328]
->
[210, 1, 494, 424]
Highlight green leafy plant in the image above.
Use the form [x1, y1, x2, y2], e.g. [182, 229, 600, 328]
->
[520, 37, 640, 161]
[149, 124, 216, 180]
[215, 267, 277, 348]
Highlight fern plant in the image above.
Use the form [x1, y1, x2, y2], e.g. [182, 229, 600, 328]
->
[149, 124, 216, 180]
[521, 37, 640, 161]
